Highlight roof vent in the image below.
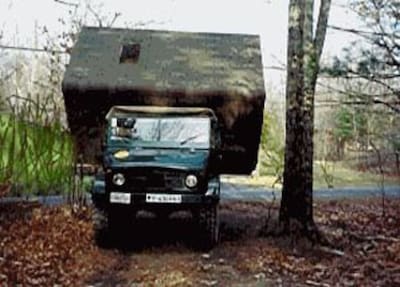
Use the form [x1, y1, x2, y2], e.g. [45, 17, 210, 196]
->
[120, 43, 141, 63]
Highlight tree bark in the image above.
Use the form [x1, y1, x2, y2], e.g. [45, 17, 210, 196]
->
[279, 0, 331, 236]
[279, 0, 310, 231]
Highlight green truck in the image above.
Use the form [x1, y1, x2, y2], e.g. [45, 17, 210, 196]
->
[62, 26, 265, 248]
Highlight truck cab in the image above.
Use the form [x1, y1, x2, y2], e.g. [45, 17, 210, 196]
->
[92, 106, 221, 248]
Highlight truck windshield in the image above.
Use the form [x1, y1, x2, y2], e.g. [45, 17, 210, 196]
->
[108, 117, 211, 148]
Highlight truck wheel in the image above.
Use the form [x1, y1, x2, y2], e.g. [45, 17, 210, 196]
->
[196, 204, 219, 250]
[93, 208, 109, 247]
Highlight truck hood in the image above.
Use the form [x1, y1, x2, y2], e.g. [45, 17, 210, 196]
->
[104, 148, 209, 170]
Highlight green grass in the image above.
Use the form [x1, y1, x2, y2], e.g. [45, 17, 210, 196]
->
[0, 114, 75, 196]
[222, 161, 400, 189]
[313, 160, 399, 188]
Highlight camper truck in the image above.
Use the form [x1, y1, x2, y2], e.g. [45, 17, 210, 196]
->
[62, 27, 265, 248]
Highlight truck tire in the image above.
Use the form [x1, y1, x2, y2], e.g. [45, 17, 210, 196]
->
[93, 208, 109, 247]
[196, 204, 219, 250]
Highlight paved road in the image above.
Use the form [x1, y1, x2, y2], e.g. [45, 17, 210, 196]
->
[1, 183, 400, 206]
[221, 183, 400, 201]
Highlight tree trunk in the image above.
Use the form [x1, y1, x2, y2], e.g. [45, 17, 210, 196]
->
[279, 0, 310, 231]
[279, 0, 331, 236]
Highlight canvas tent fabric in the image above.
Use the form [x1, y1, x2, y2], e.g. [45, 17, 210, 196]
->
[62, 26, 266, 174]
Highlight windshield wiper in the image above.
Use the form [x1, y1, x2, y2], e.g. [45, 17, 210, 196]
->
[180, 134, 202, 145]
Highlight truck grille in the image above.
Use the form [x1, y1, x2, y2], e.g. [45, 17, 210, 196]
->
[122, 169, 185, 191]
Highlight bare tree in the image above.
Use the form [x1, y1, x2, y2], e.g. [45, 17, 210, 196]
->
[319, 0, 400, 182]
[327, 0, 400, 113]
[278, 0, 331, 238]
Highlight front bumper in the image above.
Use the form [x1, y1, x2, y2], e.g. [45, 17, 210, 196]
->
[91, 178, 220, 211]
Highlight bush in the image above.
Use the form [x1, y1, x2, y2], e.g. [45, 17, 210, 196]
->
[0, 113, 75, 196]
[258, 108, 285, 186]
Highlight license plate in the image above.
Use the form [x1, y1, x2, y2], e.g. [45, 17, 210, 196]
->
[110, 192, 131, 204]
[146, 194, 182, 203]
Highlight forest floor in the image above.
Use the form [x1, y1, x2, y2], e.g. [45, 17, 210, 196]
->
[0, 198, 399, 286]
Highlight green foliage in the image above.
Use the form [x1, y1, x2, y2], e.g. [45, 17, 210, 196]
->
[333, 105, 368, 143]
[333, 106, 353, 141]
[0, 36, 81, 197]
[321, 56, 348, 77]
[258, 110, 284, 185]
[0, 114, 75, 196]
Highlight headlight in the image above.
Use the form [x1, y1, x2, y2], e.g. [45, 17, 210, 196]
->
[185, 174, 198, 188]
[112, 173, 125, 186]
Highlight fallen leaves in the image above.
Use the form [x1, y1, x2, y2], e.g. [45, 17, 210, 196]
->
[0, 198, 399, 286]
[0, 202, 119, 286]
[311, 198, 400, 286]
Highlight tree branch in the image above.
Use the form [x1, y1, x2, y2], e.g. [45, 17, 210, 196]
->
[346, 69, 400, 95]
[264, 65, 286, 71]
[316, 81, 399, 100]
[373, 97, 400, 113]
[87, 4, 103, 27]
[54, 0, 78, 7]
[0, 44, 67, 54]
[108, 12, 122, 27]
[328, 25, 399, 39]
[314, 0, 332, 64]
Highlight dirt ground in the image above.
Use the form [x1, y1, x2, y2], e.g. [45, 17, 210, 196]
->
[0, 198, 399, 286]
